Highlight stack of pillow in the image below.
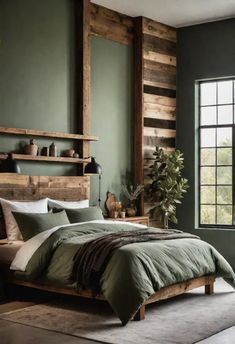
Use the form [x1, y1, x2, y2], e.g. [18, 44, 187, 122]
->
[0, 198, 104, 242]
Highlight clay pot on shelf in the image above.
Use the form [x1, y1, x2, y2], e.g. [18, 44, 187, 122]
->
[63, 149, 75, 158]
[24, 139, 38, 156]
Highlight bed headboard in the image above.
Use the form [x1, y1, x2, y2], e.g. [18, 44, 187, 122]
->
[0, 173, 89, 201]
[0, 173, 89, 239]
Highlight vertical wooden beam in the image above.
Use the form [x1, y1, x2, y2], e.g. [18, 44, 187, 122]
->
[133, 17, 144, 215]
[75, 0, 91, 174]
[134, 305, 145, 321]
[205, 282, 214, 295]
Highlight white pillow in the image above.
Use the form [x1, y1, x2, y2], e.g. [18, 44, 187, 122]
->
[0, 198, 48, 241]
[48, 198, 89, 210]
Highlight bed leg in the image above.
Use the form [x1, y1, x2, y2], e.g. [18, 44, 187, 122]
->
[205, 282, 214, 295]
[134, 305, 145, 321]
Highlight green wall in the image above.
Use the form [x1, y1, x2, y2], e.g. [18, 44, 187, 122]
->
[0, 0, 76, 176]
[177, 19, 235, 268]
[0, 1, 133, 209]
[90, 37, 132, 208]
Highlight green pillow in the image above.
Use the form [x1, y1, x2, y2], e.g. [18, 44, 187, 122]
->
[12, 210, 70, 241]
[65, 207, 104, 223]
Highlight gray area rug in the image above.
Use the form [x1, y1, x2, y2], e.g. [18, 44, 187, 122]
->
[0, 279, 234, 344]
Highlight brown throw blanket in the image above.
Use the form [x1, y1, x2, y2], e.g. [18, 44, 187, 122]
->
[72, 228, 199, 293]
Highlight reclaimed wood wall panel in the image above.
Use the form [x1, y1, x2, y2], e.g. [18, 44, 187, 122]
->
[134, 16, 176, 219]
[0, 174, 89, 201]
[90, 3, 134, 45]
[133, 17, 144, 214]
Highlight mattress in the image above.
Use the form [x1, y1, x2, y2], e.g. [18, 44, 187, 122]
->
[0, 240, 23, 265]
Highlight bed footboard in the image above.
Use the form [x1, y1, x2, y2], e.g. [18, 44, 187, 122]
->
[134, 275, 216, 321]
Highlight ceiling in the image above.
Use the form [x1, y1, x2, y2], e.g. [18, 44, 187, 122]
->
[92, 0, 235, 27]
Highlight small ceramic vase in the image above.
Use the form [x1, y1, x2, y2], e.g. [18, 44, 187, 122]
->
[24, 139, 38, 156]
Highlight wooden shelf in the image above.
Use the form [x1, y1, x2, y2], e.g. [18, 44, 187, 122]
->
[0, 126, 98, 141]
[0, 154, 90, 164]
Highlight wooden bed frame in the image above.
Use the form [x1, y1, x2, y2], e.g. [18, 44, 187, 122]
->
[0, 173, 216, 321]
[8, 275, 215, 321]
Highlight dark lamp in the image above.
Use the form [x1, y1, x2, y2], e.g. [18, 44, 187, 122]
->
[84, 157, 102, 207]
[0, 153, 21, 173]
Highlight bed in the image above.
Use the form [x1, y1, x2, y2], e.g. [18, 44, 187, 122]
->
[0, 173, 234, 325]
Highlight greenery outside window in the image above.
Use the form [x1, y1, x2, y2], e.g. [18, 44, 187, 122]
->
[199, 79, 235, 227]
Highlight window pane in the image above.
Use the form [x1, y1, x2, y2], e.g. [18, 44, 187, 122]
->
[200, 205, 215, 224]
[217, 127, 232, 146]
[201, 186, 215, 204]
[217, 166, 232, 184]
[200, 82, 216, 106]
[217, 186, 232, 204]
[201, 128, 216, 147]
[218, 105, 233, 124]
[201, 167, 216, 184]
[217, 148, 232, 165]
[217, 205, 232, 225]
[201, 107, 216, 125]
[201, 148, 215, 166]
[218, 80, 233, 104]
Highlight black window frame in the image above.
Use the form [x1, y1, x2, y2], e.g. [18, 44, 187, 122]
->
[198, 78, 235, 229]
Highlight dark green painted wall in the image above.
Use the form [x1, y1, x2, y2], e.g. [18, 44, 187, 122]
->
[90, 37, 132, 208]
[177, 19, 235, 268]
[0, 1, 132, 208]
[0, 0, 76, 176]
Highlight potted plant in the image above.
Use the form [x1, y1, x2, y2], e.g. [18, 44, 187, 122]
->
[148, 147, 189, 228]
[122, 184, 144, 217]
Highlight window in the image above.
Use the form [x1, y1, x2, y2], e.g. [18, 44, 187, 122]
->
[199, 79, 235, 227]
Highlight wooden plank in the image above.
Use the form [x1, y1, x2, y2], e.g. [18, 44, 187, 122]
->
[0, 154, 90, 164]
[133, 17, 144, 215]
[144, 50, 176, 67]
[145, 276, 216, 305]
[144, 84, 176, 98]
[144, 118, 176, 130]
[144, 103, 176, 121]
[144, 136, 175, 148]
[75, 0, 91, 175]
[9, 279, 104, 300]
[143, 17, 176, 43]
[144, 68, 176, 86]
[144, 34, 176, 56]
[144, 80, 176, 91]
[144, 59, 176, 75]
[144, 93, 176, 107]
[144, 127, 176, 139]
[0, 174, 89, 201]
[144, 145, 175, 159]
[0, 127, 98, 141]
[90, 3, 134, 45]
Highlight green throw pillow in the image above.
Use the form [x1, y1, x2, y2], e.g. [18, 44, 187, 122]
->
[65, 207, 104, 223]
[12, 210, 70, 241]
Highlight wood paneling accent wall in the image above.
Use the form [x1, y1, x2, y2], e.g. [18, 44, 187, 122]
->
[134, 17, 177, 217]
[90, 3, 134, 45]
[89, 2, 177, 217]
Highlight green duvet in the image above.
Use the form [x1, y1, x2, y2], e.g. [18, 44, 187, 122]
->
[14, 222, 235, 325]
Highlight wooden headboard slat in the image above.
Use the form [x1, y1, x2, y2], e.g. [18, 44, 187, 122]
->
[0, 174, 89, 201]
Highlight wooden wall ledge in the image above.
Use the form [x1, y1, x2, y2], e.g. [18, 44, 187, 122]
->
[0, 127, 98, 141]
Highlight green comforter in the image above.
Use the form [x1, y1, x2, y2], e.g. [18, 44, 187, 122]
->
[15, 222, 235, 325]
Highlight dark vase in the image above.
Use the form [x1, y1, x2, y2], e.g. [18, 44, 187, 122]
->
[126, 203, 137, 217]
